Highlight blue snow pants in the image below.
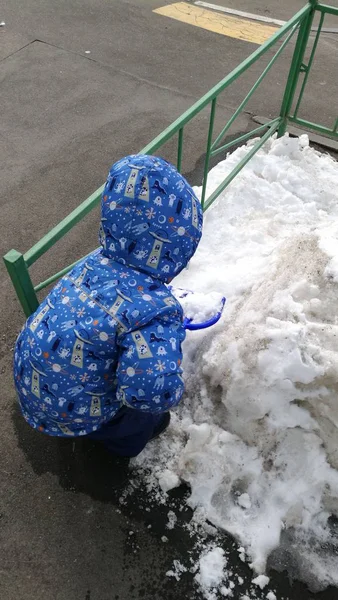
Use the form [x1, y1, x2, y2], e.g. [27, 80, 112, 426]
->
[88, 406, 166, 457]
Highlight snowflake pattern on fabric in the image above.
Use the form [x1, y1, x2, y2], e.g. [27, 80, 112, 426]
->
[14, 155, 203, 436]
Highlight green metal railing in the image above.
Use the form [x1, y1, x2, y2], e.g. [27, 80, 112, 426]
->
[4, 0, 338, 317]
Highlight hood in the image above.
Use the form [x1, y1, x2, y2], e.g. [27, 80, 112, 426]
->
[99, 154, 203, 283]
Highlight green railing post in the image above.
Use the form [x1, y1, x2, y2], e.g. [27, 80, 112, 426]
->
[278, 1, 317, 137]
[3, 250, 39, 317]
[201, 98, 217, 208]
[211, 23, 299, 155]
[293, 10, 325, 118]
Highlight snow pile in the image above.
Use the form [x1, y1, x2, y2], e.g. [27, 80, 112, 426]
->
[134, 135, 338, 591]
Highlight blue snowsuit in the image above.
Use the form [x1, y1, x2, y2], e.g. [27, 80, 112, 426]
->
[14, 155, 203, 455]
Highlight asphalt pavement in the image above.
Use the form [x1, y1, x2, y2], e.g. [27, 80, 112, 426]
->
[1, 1, 338, 599]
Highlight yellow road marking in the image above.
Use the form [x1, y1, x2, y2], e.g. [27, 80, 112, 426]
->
[153, 2, 278, 45]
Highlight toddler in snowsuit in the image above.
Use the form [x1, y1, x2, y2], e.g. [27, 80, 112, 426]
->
[14, 155, 203, 457]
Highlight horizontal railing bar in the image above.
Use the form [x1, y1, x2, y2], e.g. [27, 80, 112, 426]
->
[141, 4, 311, 156]
[204, 120, 281, 210]
[24, 185, 104, 266]
[33, 253, 93, 292]
[316, 3, 338, 16]
[211, 25, 299, 152]
[210, 119, 281, 157]
[288, 116, 338, 137]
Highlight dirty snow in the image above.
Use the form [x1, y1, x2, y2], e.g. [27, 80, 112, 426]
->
[134, 134, 338, 593]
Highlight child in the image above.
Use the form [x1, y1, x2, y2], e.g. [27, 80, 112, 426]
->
[14, 155, 203, 457]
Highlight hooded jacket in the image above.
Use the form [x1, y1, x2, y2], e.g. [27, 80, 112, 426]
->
[14, 155, 203, 436]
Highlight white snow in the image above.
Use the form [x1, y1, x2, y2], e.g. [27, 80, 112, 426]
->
[172, 288, 225, 324]
[266, 592, 277, 600]
[158, 469, 180, 492]
[219, 585, 233, 597]
[195, 546, 227, 598]
[252, 575, 270, 589]
[166, 559, 187, 581]
[134, 134, 338, 592]
[237, 493, 251, 509]
[238, 547, 246, 563]
[166, 510, 178, 530]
